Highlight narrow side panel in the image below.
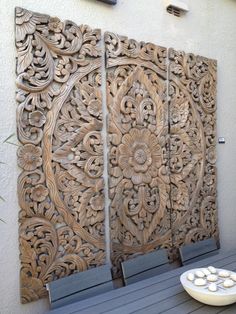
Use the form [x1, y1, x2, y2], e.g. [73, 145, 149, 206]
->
[15, 7, 105, 303]
[168, 48, 218, 248]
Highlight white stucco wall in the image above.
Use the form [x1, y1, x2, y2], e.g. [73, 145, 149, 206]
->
[1, 0, 236, 313]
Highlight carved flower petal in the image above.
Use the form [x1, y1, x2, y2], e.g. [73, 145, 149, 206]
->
[143, 171, 152, 184]
[31, 185, 48, 202]
[122, 167, 133, 179]
[122, 133, 133, 148]
[90, 195, 104, 211]
[17, 144, 42, 171]
[29, 111, 46, 127]
[118, 155, 130, 170]
[131, 173, 143, 185]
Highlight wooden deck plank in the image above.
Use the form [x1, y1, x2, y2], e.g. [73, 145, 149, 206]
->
[160, 298, 207, 314]
[70, 281, 184, 314]
[219, 303, 236, 313]
[131, 262, 236, 314]
[99, 259, 236, 314]
[127, 291, 190, 314]
[47, 250, 236, 314]
[190, 305, 231, 314]
[48, 252, 236, 314]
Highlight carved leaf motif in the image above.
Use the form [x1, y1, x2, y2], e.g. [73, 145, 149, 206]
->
[17, 35, 33, 73]
[169, 48, 218, 248]
[15, 8, 218, 301]
[20, 238, 37, 269]
[16, 7, 105, 304]
[15, 7, 48, 42]
[105, 32, 171, 277]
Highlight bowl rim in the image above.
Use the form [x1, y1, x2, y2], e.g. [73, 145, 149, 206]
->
[180, 267, 236, 297]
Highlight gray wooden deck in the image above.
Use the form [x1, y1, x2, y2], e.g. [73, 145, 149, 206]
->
[47, 249, 236, 314]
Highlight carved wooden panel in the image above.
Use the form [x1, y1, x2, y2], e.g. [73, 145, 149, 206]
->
[169, 48, 218, 248]
[15, 7, 105, 303]
[105, 32, 171, 276]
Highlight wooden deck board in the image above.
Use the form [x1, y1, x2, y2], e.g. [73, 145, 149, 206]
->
[47, 250, 236, 314]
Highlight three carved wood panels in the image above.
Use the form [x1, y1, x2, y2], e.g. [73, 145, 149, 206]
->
[15, 8, 217, 303]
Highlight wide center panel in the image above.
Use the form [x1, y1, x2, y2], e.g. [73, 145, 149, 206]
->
[105, 32, 171, 276]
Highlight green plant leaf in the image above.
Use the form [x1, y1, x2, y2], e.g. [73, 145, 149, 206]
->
[3, 133, 19, 146]
[3, 133, 15, 143]
[0, 196, 5, 202]
[5, 142, 19, 147]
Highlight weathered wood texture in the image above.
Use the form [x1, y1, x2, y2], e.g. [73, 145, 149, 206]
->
[105, 32, 172, 277]
[169, 48, 218, 248]
[47, 250, 236, 314]
[15, 8, 218, 303]
[15, 7, 105, 303]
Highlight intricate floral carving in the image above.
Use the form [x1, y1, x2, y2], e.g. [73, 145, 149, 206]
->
[105, 32, 171, 276]
[17, 144, 42, 171]
[16, 7, 105, 303]
[16, 7, 218, 301]
[118, 128, 162, 185]
[29, 111, 46, 127]
[169, 48, 218, 247]
[30, 185, 48, 202]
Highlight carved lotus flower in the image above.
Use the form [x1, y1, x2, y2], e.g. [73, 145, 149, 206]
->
[90, 195, 104, 211]
[17, 144, 42, 171]
[118, 128, 162, 185]
[15, 7, 48, 42]
[29, 111, 46, 127]
[31, 185, 48, 202]
[15, 7, 34, 41]
[48, 17, 63, 33]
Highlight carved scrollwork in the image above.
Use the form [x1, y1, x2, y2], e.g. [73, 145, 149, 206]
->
[16, 7, 218, 301]
[105, 32, 171, 277]
[169, 48, 218, 247]
[16, 7, 105, 303]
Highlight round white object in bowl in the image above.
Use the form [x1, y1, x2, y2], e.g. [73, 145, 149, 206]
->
[180, 268, 236, 306]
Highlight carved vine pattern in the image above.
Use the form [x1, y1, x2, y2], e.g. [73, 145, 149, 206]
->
[16, 7, 218, 302]
[169, 48, 218, 247]
[105, 32, 172, 276]
[15, 7, 105, 303]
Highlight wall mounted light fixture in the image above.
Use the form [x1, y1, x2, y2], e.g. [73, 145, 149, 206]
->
[165, 0, 189, 17]
[97, 0, 117, 5]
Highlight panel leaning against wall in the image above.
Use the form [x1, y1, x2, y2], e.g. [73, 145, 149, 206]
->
[105, 32, 172, 276]
[168, 48, 218, 247]
[15, 7, 105, 303]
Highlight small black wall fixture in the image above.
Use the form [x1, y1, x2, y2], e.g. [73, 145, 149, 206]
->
[97, 0, 117, 4]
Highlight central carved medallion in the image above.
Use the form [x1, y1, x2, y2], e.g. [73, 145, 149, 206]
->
[105, 33, 172, 276]
[16, 8, 218, 302]
[118, 128, 161, 185]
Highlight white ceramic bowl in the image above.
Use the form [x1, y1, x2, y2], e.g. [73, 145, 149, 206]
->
[180, 268, 236, 306]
